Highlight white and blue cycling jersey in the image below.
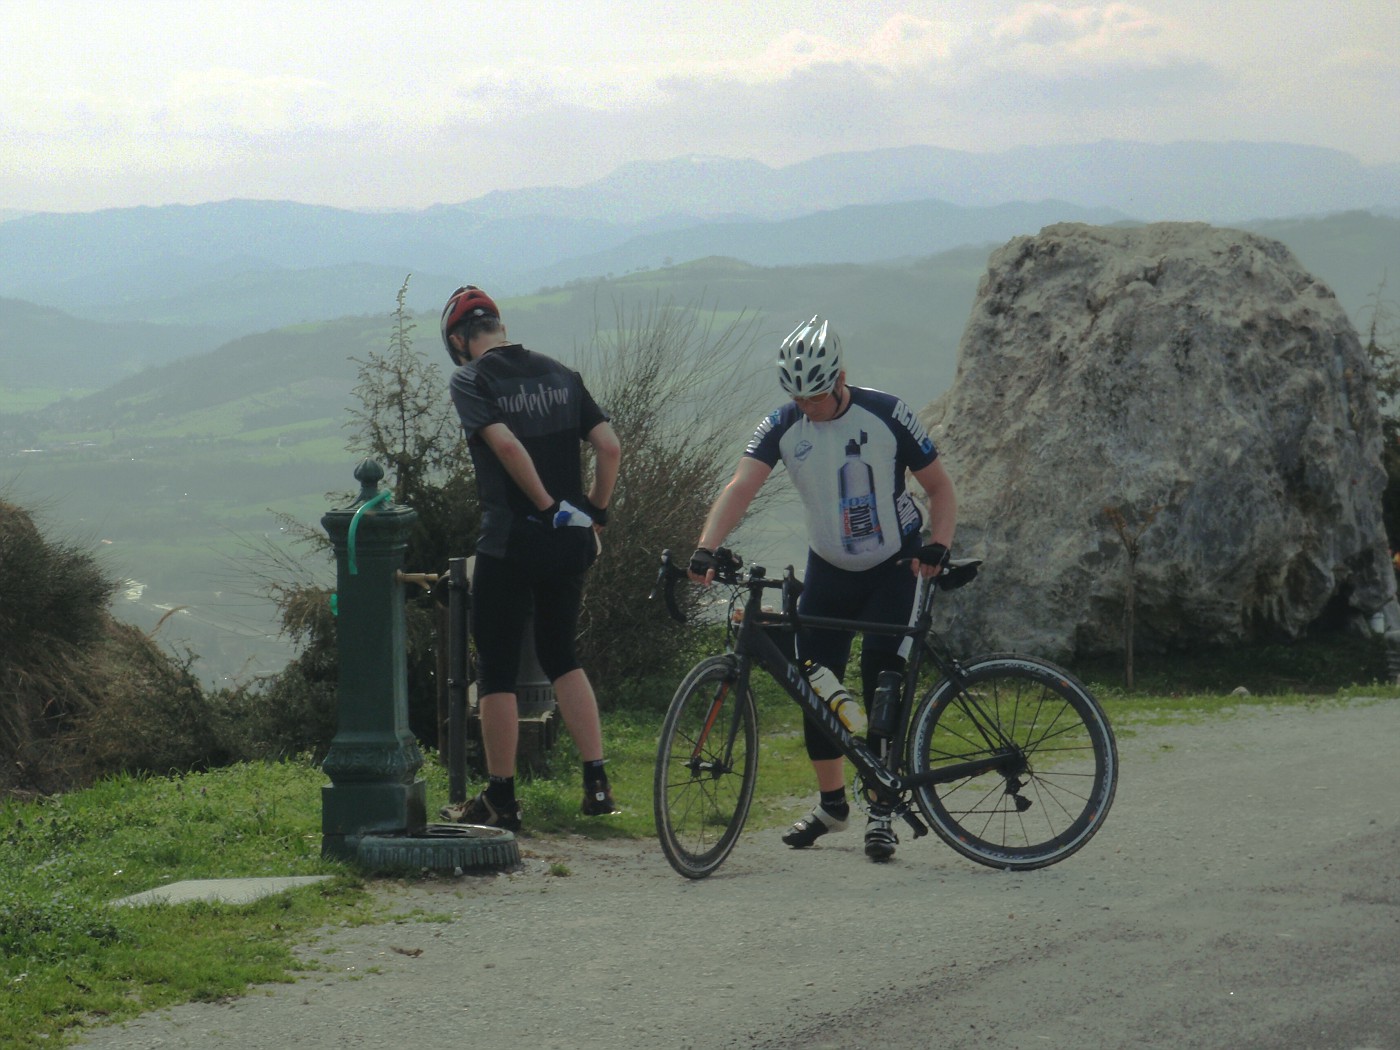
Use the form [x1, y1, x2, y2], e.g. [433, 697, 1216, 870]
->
[744, 386, 939, 572]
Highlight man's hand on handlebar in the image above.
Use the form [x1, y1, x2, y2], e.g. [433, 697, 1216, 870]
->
[688, 547, 718, 586]
[909, 541, 950, 579]
[687, 546, 741, 586]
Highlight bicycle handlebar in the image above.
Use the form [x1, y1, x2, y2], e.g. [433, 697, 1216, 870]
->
[650, 546, 761, 623]
[649, 550, 688, 622]
[650, 548, 981, 626]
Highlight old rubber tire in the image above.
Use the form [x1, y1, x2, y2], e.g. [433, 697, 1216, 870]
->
[357, 824, 520, 874]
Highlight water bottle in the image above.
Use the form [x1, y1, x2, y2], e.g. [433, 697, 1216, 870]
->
[838, 435, 884, 554]
[805, 662, 867, 735]
[869, 670, 902, 739]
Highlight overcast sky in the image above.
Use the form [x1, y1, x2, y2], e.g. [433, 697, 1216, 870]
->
[2, 0, 1397, 214]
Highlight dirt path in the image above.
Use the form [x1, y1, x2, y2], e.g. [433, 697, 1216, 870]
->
[76, 698, 1400, 1050]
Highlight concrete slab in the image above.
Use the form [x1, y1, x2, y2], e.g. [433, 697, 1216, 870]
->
[110, 876, 333, 908]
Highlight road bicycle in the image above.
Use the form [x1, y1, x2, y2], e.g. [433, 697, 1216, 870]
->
[650, 548, 1117, 879]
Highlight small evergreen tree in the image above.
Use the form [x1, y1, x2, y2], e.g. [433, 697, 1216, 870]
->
[239, 278, 480, 753]
[343, 277, 481, 744]
[346, 278, 480, 574]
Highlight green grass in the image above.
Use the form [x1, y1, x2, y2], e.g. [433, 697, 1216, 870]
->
[5, 638, 1399, 1047]
[1076, 630, 1390, 695]
[0, 689, 819, 1047]
[0, 762, 370, 1047]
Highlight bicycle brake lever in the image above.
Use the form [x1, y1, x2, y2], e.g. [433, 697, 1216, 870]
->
[781, 566, 803, 621]
[651, 549, 689, 623]
[648, 550, 671, 601]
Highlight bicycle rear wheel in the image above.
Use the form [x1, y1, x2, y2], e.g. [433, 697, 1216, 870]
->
[908, 654, 1116, 871]
[653, 655, 759, 879]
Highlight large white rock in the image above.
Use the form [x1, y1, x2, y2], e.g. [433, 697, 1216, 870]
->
[922, 222, 1395, 660]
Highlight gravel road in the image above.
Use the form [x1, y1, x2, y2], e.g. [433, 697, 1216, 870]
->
[76, 697, 1400, 1050]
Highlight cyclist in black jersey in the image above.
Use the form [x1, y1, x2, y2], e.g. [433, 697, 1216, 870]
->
[690, 315, 957, 860]
[438, 286, 623, 831]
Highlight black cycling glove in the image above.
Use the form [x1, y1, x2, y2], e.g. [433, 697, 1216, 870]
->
[915, 542, 950, 570]
[689, 547, 718, 577]
[582, 498, 608, 526]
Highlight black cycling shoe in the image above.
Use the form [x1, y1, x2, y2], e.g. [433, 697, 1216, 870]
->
[864, 811, 899, 861]
[581, 782, 620, 816]
[782, 804, 849, 848]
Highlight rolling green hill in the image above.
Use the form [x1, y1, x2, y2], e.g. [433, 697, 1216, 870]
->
[4, 211, 1397, 688]
[33, 316, 386, 433]
[19, 247, 991, 438]
[97, 263, 465, 333]
[0, 297, 225, 398]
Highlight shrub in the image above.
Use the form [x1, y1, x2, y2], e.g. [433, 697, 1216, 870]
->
[1, 498, 252, 792]
[573, 297, 771, 693]
[1, 500, 118, 791]
[59, 622, 240, 780]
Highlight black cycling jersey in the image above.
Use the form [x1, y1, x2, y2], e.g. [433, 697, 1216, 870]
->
[450, 343, 608, 558]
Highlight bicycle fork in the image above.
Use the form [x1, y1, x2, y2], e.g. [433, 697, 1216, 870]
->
[686, 662, 748, 779]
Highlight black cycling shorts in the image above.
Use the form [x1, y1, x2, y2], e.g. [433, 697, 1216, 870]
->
[796, 537, 920, 761]
[797, 539, 919, 673]
[471, 523, 597, 695]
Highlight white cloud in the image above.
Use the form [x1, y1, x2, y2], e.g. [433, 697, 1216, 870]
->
[0, 1, 1396, 211]
[993, 3, 1162, 51]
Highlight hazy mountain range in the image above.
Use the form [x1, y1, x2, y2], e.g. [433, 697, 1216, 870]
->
[2, 139, 1397, 349]
[2, 139, 1399, 686]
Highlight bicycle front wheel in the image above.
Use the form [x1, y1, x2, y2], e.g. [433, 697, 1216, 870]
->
[908, 654, 1116, 871]
[653, 655, 759, 879]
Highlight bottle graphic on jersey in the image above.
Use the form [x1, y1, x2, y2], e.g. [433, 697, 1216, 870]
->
[839, 432, 884, 554]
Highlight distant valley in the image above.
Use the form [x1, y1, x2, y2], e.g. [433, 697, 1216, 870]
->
[2, 140, 1398, 687]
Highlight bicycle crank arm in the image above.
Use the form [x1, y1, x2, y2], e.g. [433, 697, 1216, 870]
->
[897, 806, 928, 839]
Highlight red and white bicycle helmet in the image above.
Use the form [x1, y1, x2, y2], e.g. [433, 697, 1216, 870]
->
[777, 315, 842, 398]
[440, 285, 500, 359]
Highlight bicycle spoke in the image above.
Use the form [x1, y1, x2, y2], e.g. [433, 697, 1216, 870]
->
[909, 656, 1117, 871]
[654, 656, 758, 879]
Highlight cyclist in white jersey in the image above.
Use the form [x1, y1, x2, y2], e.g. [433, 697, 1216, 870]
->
[689, 316, 957, 861]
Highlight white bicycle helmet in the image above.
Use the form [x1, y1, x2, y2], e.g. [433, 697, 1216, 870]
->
[777, 315, 842, 398]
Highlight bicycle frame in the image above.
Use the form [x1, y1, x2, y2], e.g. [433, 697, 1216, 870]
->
[717, 563, 1023, 825]
[655, 549, 1116, 878]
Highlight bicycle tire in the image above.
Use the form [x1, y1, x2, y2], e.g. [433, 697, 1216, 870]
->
[908, 654, 1116, 871]
[653, 654, 759, 879]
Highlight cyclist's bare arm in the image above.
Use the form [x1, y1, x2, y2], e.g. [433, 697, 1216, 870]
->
[910, 458, 958, 578]
[585, 421, 621, 514]
[693, 457, 772, 583]
[478, 421, 553, 511]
